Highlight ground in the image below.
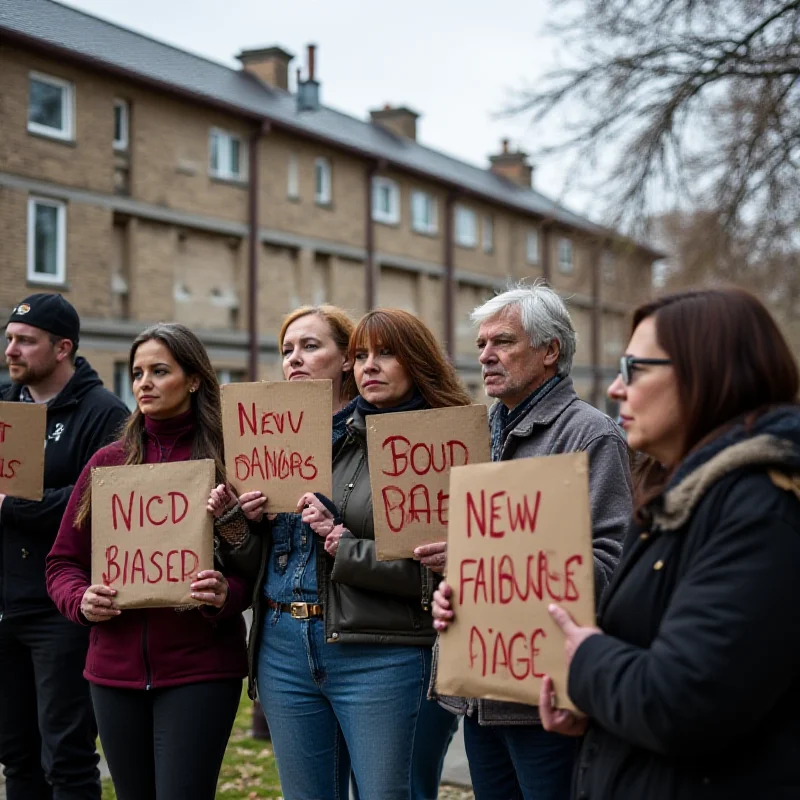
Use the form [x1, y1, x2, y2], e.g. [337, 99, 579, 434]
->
[100, 681, 474, 799]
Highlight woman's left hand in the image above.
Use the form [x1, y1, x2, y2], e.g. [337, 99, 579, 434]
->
[297, 493, 335, 537]
[548, 603, 603, 670]
[414, 541, 447, 573]
[539, 675, 589, 737]
[190, 570, 229, 608]
[207, 484, 237, 519]
[324, 525, 346, 557]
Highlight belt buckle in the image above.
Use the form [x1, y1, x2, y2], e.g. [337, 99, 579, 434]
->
[290, 602, 309, 619]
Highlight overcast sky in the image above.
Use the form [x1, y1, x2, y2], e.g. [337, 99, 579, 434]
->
[56, 0, 596, 212]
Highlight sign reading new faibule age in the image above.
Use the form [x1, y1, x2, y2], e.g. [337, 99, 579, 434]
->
[221, 381, 332, 513]
[91, 459, 215, 609]
[0, 401, 46, 501]
[367, 405, 491, 561]
[435, 452, 596, 711]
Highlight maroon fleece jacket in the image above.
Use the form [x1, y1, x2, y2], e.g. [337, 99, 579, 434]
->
[46, 411, 249, 689]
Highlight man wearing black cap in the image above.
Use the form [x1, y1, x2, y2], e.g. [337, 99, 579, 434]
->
[0, 294, 129, 800]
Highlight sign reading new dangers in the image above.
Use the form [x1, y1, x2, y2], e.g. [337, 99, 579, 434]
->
[221, 381, 332, 513]
[0, 401, 46, 501]
[91, 460, 215, 609]
[367, 405, 491, 561]
[435, 452, 595, 711]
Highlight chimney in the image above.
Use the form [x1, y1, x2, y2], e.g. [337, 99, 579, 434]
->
[297, 44, 321, 112]
[370, 105, 420, 140]
[489, 138, 534, 188]
[237, 46, 294, 91]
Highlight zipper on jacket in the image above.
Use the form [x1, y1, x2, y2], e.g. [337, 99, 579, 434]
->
[141, 614, 152, 690]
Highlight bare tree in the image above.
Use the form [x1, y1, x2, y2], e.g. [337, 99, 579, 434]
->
[514, 0, 800, 258]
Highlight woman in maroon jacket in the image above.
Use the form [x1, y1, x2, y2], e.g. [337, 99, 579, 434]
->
[46, 323, 250, 800]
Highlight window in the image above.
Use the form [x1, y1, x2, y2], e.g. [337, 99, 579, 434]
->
[216, 369, 247, 385]
[27, 197, 66, 284]
[209, 128, 246, 181]
[113, 99, 129, 151]
[558, 237, 574, 274]
[602, 250, 616, 283]
[372, 177, 400, 224]
[482, 215, 494, 253]
[411, 190, 437, 234]
[454, 205, 477, 247]
[526, 229, 540, 264]
[287, 153, 299, 199]
[28, 72, 74, 140]
[113, 362, 136, 411]
[314, 157, 332, 205]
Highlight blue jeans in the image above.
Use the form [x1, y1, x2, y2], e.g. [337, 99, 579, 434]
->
[257, 612, 457, 800]
[463, 714, 577, 800]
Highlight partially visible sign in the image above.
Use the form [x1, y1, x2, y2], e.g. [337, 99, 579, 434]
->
[221, 381, 332, 513]
[367, 405, 491, 561]
[91, 460, 215, 609]
[0, 401, 46, 500]
[435, 452, 595, 711]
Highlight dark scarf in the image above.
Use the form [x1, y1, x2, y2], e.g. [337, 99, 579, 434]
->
[490, 376, 561, 461]
[356, 389, 428, 417]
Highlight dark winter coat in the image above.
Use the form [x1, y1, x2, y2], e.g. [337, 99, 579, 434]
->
[0, 358, 129, 619]
[46, 411, 250, 689]
[570, 407, 800, 800]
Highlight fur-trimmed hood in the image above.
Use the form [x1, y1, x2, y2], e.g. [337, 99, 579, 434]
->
[650, 406, 800, 532]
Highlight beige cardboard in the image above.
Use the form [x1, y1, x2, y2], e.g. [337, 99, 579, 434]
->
[91, 460, 215, 609]
[367, 405, 491, 561]
[221, 381, 332, 513]
[435, 452, 595, 711]
[0, 401, 47, 501]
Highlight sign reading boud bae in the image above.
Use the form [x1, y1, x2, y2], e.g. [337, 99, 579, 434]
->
[91, 460, 215, 609]
[221, 381, 332, 513]
[0, 400, 46, 501]
[435, 452, 595, 711]
[367, 405, 491, 561]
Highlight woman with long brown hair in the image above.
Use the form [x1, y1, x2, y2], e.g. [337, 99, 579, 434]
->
[252, 308, 467, 799]
[529, 288, 800, 799]
[46, 323, 251, 800]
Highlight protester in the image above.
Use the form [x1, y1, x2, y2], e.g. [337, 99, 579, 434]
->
[46, 323, 251, 800]
[431, 282, 632, 799]
[0, 294, 129, 800]
[538, 288, 800, 799]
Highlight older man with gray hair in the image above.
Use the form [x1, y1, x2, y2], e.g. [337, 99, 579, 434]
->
[426, 280, 632, 800]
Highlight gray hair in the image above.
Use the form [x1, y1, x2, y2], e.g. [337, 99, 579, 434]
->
[470, 280, 577, 376]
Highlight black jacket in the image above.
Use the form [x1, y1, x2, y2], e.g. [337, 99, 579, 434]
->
[569, 407, 800, 799]
[0, 358, 129, 619]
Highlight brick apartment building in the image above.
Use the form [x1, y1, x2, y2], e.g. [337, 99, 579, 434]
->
[0, 0, 660, 410]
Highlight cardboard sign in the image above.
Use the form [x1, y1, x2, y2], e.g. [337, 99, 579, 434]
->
[435, 452, 595, 711]
[0, 401, 46, 501]
[221, 381, 332, 513]
[91, 460, 215, 609]
[367, 405, 491, 561]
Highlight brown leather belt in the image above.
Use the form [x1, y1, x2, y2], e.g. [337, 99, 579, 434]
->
[265, 599, 324, 619]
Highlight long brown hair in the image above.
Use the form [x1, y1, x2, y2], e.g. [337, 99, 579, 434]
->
[75, 323, 225, 528]
[349, 309, 472, 408]
[631, 288, 799, 511]
[279, 305, 357, 401]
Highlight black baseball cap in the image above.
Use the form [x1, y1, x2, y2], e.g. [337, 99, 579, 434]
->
[7, 293, 80, 347]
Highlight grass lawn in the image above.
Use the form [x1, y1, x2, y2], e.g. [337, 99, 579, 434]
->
[101, 681, 282, 799]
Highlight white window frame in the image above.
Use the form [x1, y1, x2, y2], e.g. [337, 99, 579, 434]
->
[410, 190, 438, 235]
[114, 362, 136, 411]
[526, 229, 540, 264]
[558, 237, 574, 274]
[208, 128, 247, 181]
[27, 197, 67, 285]
[454, 205, 477, 248]
[287, 152, 299, 199]
[113, 98, 129, 151]
[482, 215, 494, 253]
[372, 177, 400, 225]
[28, 71, 74, 141]
[314, 157, 332, 205]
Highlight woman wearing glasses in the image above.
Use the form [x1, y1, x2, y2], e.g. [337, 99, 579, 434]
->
[537, 288, 800, 799]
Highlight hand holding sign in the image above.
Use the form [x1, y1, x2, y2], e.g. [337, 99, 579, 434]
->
[190, 570, 229, 608]
[539, 676, 588, 737]
[81, 584, 120, 622]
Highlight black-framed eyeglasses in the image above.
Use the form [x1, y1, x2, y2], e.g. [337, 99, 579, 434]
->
[619, 355, 672, 385]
